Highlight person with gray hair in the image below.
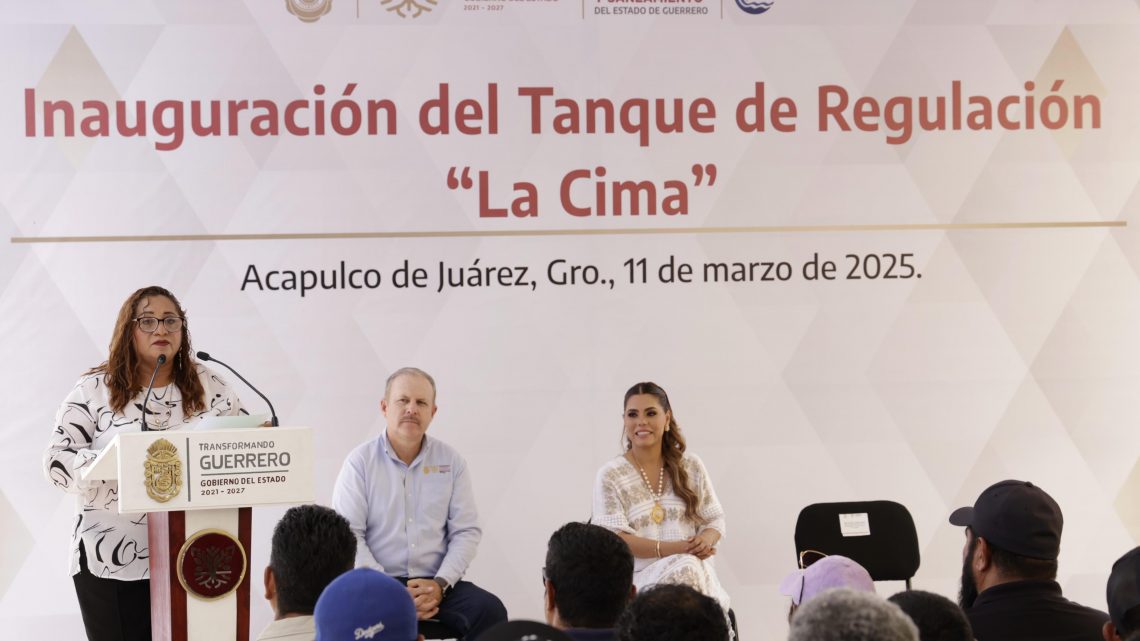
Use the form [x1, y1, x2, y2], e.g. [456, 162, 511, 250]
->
[332, 367, 506, 640]
[788, 588, 919, 641]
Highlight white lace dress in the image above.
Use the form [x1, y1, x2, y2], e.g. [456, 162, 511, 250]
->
[592, 452, 730, 611]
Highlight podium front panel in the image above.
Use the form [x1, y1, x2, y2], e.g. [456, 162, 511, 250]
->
[116, 427, 314, 513]
[150, 508, 252, 641]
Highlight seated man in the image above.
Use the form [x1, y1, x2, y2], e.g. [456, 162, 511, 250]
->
[617, 584, 728, 641]
[256, 504, 356, 641]
[315, 568, 420, 641]
[950, 479, 1108, 641]
[888, 590, 973, 641]
[788, 588, 918, 641]
[1105, 546, 1140, 641]
[543, 522, 635, 641]
[332, 367, 506, 640]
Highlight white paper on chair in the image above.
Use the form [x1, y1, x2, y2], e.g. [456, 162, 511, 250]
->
[839, 512, 871, 537]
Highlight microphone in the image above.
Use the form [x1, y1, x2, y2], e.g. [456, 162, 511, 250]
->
[196, 351, 279, 426]
[140, 354, 167, 432]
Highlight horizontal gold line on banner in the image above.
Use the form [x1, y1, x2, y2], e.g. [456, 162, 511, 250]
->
[8, 221, 1127, 244]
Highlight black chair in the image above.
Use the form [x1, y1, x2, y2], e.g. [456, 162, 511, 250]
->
[793, 500, 920, 589]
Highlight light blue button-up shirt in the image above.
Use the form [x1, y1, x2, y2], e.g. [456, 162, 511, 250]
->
[331, 431, 481, 587]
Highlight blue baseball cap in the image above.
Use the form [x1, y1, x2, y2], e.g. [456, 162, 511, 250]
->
[314, 569, 418, 641]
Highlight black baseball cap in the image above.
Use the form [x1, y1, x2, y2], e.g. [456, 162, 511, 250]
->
[948, 479, 1063, 560]
[1108, 547, 1140, 633]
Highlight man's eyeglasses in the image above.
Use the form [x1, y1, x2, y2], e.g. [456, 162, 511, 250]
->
[134, 317, 184, 334]
[541, 566, 550, 587]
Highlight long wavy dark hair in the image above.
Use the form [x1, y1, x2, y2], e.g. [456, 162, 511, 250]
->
[622, 382, 701, 522]
[88, 286, 205, 415]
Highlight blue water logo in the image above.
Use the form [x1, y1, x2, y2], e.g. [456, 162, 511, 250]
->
[735, 0, 774, 14]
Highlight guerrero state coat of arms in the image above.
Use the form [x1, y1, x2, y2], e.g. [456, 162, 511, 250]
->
[144, 438, 183, 503]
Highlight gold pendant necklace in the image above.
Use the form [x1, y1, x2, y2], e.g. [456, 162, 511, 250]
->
[634, 457, 667, 524]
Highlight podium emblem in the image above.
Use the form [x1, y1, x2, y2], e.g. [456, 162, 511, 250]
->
[144, 438, 183, 503]
[177, 529, 249, 601]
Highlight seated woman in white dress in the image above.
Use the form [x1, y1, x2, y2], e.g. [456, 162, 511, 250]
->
[592, 382, 730, 613]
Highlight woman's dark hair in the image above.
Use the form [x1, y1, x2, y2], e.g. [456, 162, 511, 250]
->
[88, 286, 205, 415]
[623, 382, 701, 522]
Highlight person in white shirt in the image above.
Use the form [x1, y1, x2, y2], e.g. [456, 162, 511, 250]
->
[332, 367, 506, 640]
[43, 285, 245, 641]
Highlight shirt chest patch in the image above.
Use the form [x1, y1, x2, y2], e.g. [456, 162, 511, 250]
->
[422, 465, 451, 474]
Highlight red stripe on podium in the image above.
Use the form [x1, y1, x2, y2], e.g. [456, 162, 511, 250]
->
[237, 507, 252, 641]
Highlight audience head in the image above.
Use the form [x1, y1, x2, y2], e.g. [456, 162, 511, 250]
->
[543, 522, 634, 629]
[949, 479, 1062, 608]
[888, 590, 973, 641]
[780, 554, 875, 618]
[787, 588, 919, 641]
[617, 584, 728, 641]
[1105, 546, 1140, 641]
[266, 504, 356, 617]
[314, 568, 419, 641]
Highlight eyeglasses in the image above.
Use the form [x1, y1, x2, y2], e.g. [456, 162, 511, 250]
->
[541, 566, 550, 587]
[798, 549, 828, 569]
[796, 549, 829, 605]
[134, 317, 184, 334]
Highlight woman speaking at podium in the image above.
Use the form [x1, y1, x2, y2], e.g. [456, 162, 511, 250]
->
[43, 286, 246, 641]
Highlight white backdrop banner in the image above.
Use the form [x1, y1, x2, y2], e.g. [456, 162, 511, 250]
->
[1, 1, 1139, 640]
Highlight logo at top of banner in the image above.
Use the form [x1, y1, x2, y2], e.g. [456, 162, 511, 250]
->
[382, 0, 438, 18]
[286, 0, 334, 22]
[735, 0, 774, 14]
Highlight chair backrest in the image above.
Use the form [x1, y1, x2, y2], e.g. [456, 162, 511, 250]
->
[793, 500, 920, 583]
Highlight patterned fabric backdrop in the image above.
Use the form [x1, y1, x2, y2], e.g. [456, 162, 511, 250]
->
[1, 2, 1138, 639]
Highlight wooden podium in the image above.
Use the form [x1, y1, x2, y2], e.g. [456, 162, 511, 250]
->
[83, 426, 314, 641]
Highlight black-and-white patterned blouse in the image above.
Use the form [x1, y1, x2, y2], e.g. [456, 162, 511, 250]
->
[43, 364, 245, 580]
